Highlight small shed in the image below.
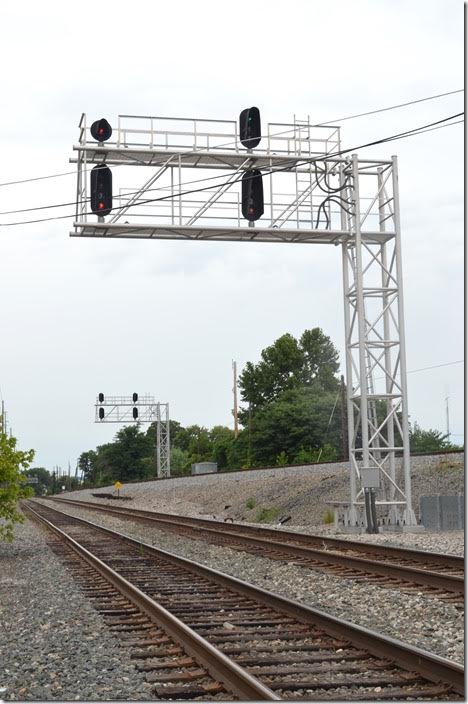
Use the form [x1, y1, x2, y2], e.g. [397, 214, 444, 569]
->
[191, 462, 218, 475]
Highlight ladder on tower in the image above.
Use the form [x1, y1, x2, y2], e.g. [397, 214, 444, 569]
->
[269, 116, 316, 229]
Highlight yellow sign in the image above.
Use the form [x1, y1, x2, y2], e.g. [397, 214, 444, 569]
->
[114, 481, 123, 490]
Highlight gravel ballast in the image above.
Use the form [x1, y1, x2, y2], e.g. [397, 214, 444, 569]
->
[64, 452, 464, 527]
[0, 517, 154, 701]
[46, 502, 465, 666]
[3, 454, 463, 700]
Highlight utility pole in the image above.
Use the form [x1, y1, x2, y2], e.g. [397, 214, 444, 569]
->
[232, 360, 239, 439]
[1, 401, 8, 436]
[445, 395, 450, 443]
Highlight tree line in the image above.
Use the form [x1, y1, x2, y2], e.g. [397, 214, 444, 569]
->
[71, 328, 461, 486]
[0, 327, 461, 541]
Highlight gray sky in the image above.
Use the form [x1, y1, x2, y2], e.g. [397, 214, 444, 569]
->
[0, 0, 463, 470]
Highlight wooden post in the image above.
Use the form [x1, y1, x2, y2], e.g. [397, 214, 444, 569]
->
[232, 360, 239, 439]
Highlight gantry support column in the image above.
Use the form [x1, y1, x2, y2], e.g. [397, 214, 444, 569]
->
[341, 155, 417, 530]
[392, 156, 416, 526]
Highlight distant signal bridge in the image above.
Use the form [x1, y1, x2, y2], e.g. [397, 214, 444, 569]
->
[95, 393, 170, 478]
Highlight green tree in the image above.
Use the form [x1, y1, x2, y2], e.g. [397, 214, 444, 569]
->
[239, 333, 303, 409]
[0, 432, 34, 541]
[299, 328, 340, 391]
[22, 467, 51, 496]
[104, 425, 153, 482]
[78, 450, 98, 484]
[93, 443, 116, 485]
[238, 328, 340, 415]
[79, 426, 154, 486]
[247, 386, 341, 466]
[183, 425, 212, 463]
[170, 446, 191, 475]
[292, 443, 337, 464]
[209, 426, 235, 469]
[223, 430, 251, 470]
[145, 420, 183, 452]
[409, 422, 452, 453]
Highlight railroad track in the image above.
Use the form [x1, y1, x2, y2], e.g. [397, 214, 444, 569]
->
[48, 497, 464, 604]
[24, 500, 463, 700]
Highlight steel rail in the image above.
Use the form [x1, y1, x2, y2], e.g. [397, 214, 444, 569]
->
[48, 497, 464, 595]
[48, 496, 461, 567]
[22, 501, 279, 701]
[29, 500, 464, 696]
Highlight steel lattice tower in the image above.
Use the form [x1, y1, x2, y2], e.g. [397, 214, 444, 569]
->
[75, 113, 417, 529]
[95, 394, 170, 478]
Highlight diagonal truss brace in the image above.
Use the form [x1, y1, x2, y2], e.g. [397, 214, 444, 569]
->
[111, 155, 176, 224]
[186, 158, 253, 226]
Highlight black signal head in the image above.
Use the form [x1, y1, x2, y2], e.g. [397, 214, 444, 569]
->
[239, 107, 261, 149]
[90, 118, 112, 142]
[90, 164, 113, 217]
[241, 169, 264, 221]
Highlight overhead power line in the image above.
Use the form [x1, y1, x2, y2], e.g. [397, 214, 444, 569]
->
[407, 360, 464, 375]
[0, 88, 462, 190]
[374, 359, 464, 383]
[321, 89, 463, 125]
[0, 115, 464, 219]
[0, 112, 463, 228]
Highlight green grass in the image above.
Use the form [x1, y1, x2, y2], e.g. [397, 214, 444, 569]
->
[255, 506, 280, 523]
[245, 497, 256, 510]
[323, 508, 335, 524]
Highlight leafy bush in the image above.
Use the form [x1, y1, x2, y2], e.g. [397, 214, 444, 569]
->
[170, 447, 191, 476]
[323, 508, 335, 524]
[255, 506, 280, 523]
[275, 451, 288, 466]
[245, 497, 256, 509]
[0, 431, 34, 542]
[293, 444, 338, 464]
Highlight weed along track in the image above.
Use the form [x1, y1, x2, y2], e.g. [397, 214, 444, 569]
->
[24, 500, 463, 701]
[49, 497, 464, 605]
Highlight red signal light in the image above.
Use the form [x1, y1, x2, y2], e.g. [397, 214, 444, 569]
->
[90, 119, 112, 142]
[242, 169, 264, 221]
[91, 164, 113, 216]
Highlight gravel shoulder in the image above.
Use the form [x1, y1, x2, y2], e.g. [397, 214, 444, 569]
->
[64, 452, 464, 529]
[44, 502, 465, 666]
[0, 516, 154, 701]
[4, 451, 463, 703]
